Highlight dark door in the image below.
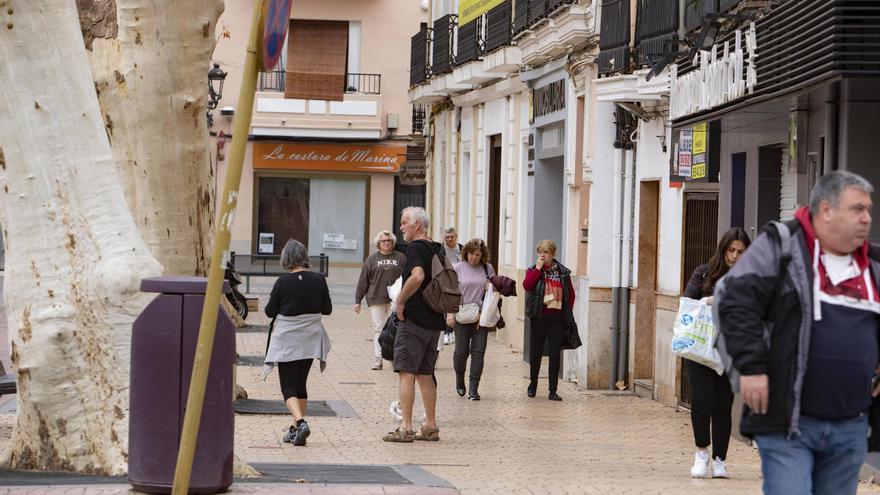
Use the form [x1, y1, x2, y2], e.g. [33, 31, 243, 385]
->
[730, 152, 746, 228]
[679, 192, 719, 408]
[393, 176, 426, 241]
[257, 176, 310, 254]
[757, 146, 783, 229]
[488, 136, 503, 272]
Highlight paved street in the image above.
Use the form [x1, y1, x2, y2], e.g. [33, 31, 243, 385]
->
[1, 282, 879, 494]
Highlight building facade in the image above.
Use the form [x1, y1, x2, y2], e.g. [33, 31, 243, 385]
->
[409, 0, 596, 385]
[212, 0, 429, 283]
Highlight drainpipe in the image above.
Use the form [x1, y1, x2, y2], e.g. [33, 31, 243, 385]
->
[824, 81, 839, 173]
[609, 145, 626, 389]
[617, 131, 638, 387]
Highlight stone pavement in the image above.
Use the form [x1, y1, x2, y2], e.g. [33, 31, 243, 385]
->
[1, 282, 880, 494]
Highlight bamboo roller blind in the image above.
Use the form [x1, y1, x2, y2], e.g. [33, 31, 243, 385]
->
[286, 20, 348, 101]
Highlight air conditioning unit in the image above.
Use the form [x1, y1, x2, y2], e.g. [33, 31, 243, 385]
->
[386, 113, 399, 131]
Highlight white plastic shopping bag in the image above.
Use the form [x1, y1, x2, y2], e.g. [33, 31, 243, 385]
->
[671, 297, 724, 375]
[387, 276, 402, 306]
[479, 285, 502, 328]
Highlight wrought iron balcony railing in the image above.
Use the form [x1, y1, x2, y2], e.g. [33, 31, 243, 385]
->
[485, 0, 514, 53]
[257, 71, 381, 95]
[432, 14, 457, 76]
[410, 26, 432, 85]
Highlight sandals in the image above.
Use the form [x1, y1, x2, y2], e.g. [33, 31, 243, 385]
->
[415, 425, 440, 442]
[382, 427, 415, 443]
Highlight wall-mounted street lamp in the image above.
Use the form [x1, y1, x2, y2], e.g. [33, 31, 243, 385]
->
[207, 62, 228, 127]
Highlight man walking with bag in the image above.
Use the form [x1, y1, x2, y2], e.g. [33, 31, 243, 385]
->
[383, 207, 448, 443]
[716, 170, 880, 494]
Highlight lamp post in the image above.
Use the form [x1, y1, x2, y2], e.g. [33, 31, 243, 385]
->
[207, 62, 227, 127]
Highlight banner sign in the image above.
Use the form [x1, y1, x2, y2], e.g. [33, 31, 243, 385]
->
[670, 121, 719, 183]
[459, 0, 505, 25]
[254, 142, 405, 173]
[670, 23, 757, 120]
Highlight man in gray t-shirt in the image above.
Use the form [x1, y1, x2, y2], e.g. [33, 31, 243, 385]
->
[443, 228, 462, 264]
[442, 227, 462, 345]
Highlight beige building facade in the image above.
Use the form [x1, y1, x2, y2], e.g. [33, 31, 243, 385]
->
[211, 0, 428, 283]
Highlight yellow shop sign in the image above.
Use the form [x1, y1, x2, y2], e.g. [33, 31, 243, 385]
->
[459, 0, 506, 25]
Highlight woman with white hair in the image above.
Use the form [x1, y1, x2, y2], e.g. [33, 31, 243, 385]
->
[356, 230, 407, 370]
[265, 239, 332, 447]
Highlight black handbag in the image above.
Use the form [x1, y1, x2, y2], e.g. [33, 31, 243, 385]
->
[378, 312, 399, 361]
[560, 274, 582, 350]
[562, 316, 582, 350]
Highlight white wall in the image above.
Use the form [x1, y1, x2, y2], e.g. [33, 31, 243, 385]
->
[586, 101, 619, 287]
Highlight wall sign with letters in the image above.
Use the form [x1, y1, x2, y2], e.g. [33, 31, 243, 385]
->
[532, 79, 566, 121]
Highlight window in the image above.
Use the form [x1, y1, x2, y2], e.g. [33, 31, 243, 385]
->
[286, 20, 349, 101]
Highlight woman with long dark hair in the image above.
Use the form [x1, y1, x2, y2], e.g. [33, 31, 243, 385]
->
[683, 227, 750, 479]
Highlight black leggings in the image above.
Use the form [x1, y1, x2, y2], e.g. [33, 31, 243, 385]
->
[278, 359, 313, 400]
[528, 312, 565, 393]
[686, 359, 734, 460]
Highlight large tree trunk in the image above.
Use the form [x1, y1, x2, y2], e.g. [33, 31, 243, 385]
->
[82, 0, 224, 276]
[0, 1, 162, 475]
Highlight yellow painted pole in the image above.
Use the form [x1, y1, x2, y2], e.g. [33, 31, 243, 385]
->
[171, 1, 264, 493]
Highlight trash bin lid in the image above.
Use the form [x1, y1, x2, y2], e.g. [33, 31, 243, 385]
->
[140, 276, 231, 294]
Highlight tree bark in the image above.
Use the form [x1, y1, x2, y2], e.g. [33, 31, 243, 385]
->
[0, 1, 162, 475]
[85, 0, 224, 276]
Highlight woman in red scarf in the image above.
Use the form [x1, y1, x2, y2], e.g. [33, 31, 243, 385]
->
[522, 240, 575, 401]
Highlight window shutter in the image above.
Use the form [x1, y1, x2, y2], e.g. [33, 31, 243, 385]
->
[286, 20, 348, 101]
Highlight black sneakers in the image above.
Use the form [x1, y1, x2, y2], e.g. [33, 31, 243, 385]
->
[456, 374, 466, 397]
[283, 420, 311, 446]
[527, 384, 537, 398]
[548, 391, 562, 401]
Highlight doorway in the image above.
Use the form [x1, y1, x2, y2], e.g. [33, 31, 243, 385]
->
[393, 176, 426, 241]
[487, 135, 502, 273]
[679, 191, 719, 407]
[730, 152, 746, 229]
[757, 146, 783, 230]
[634, 181, 660, 396]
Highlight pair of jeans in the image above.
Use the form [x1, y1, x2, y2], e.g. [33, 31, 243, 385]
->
[368, 304, 390, 359]
[453, 322, 488, 382]
[528, 312, 564, 392]
[755, 414, 868, 495]
[686, 359, 734, 460]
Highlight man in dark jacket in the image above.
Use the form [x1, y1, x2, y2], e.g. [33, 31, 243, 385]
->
[716, 170, 880, 495]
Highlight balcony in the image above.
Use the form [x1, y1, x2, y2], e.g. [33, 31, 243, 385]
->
[252, 71, 385, 140]
[634, 0, 679, 67]
[597, 0, 630, 75]
[516, 0, 593, 66]
[412, 105, 427, 135]
[258, 71, 382, 95]
[410, 27, 431, 86]
[432, 14, 457, 76]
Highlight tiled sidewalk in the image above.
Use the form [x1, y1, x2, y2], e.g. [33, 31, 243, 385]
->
[2, 285, 880, 494]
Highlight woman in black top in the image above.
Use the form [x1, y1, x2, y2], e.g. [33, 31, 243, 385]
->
[683, 227, 749, 479]
[264, 240, 332, 447]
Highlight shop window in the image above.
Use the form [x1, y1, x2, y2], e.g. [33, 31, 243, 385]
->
[286, 20, 349, 101]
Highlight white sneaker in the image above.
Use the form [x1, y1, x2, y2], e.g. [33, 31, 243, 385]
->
[443, 333, 453, 345]
[690, 450, 710, 478]
[712, 456, 729, 478]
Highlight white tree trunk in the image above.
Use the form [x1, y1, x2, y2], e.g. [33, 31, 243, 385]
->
[83, 0, 224, 276]
[0, 1, 161, 474]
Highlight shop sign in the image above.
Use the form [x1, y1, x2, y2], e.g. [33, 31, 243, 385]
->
[399, 161, 426, 186]
[670, 23, 757, 120]
[323, 233, 357, 250]
[459, 0, 506, 25]
[254, 142, 405, 173]
[670, 121, 719, 183]
[532, 79, 566, 121]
